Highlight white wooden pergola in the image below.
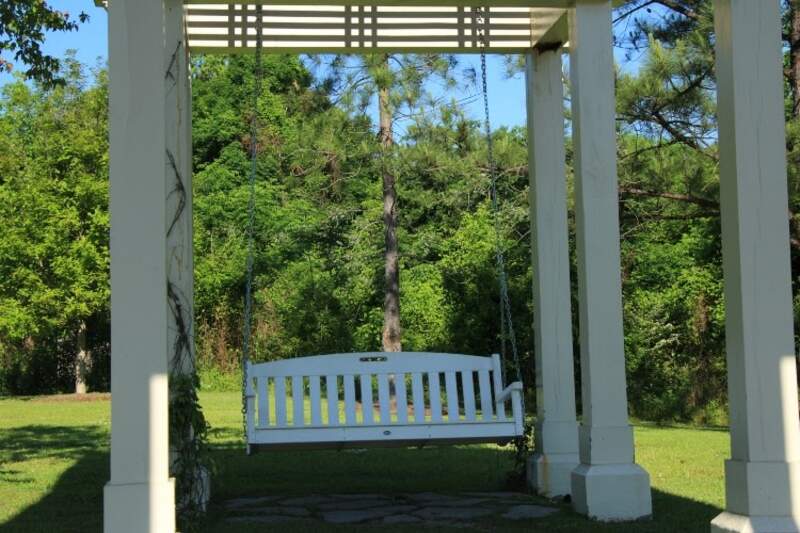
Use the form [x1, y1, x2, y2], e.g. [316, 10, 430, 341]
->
[100, 1, 800, 532]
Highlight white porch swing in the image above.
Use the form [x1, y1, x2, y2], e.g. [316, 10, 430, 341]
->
[239, 7, 526, 453]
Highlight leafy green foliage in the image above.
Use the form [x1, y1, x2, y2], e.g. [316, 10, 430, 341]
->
[7, 1, 800, 428]
[0, 0, 89, 87]
[0, 58, 108, 393]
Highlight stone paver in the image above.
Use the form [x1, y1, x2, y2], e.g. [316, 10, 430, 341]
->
[383, 514, 423, 524]
[502, 504, 560, 520]
[223, 491, 560, 527]
[281, 495, 334, 506]
[434, 497, 487, 507]
[226, 515, 302, 524]
[404, 492, 458, 502]
[224, 495, 281, 509]
[244, 506, 311, 517]
[413, 506, 494, 521]
[318, 498, 395, 511]
[321, 506, 415, 524]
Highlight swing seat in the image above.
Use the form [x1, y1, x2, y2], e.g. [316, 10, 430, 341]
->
[245, 352, 524, 452]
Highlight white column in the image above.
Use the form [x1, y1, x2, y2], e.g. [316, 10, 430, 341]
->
[568, 0, 651, 521]
[103, 1, 176, 532]
[524, 47, 579, 499]
[164, 0, 207, 511]
[711, 1, 800, 531]
[165, 0, 193, 377]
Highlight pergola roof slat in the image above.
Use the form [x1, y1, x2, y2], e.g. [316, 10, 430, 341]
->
[184, 4, 569, 53]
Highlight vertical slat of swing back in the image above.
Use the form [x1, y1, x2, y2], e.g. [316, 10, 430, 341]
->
[326, 375, 339, 426]
[257, 376, 269, 427]
[274, 376, 287, 427]
[395, 373, 408, 424]
[428, 372, 443, 423]
[478, 369, 494, 421]
[461, 371, 476, 421]
[411, 372, 425, 423]
[291, 375, 304, 426]
[377, 374, 391, 424]
[360, 374, 374, 424]
[492, 358, 507, 420]
[310, 375, 322, 426]
[343, 374, 357, 425]
[444, 371, 459, 422]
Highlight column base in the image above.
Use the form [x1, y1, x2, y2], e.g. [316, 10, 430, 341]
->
[528, 452, 579, 498]
[724, 459, 800, 517]
[104, 479, 175, 533]
[571, 463, 652, 521]
[711, 512, 800, 532]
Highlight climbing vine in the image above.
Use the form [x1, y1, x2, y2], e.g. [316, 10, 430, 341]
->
[164, 37, 211, 530]
[508, 421, 534, 489]
[168, 261, 211, 530]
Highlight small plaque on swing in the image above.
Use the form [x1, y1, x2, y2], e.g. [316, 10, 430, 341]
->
[359, 356, 388, 362]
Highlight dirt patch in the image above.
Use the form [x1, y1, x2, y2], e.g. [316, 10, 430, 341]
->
[30, 392, 111, 403]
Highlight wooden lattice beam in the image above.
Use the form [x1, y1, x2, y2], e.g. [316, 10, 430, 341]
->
[185, 4, 568, 54]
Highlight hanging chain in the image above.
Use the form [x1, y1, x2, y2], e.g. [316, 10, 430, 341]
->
[242, 5, 264, 440]
[474, 7, 524, 393]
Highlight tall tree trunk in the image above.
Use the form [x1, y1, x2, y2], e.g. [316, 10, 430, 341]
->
[791, 1, 800, 117]
[75, 320, 90, 394]
[379, 58, 401, 353]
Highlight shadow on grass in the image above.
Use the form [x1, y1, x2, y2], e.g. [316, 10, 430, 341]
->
[1, 425, 108, 533]
[1, 425, 721, 533]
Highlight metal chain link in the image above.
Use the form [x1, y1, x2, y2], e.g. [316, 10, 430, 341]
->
[474, 7, 524, 396]
[242, 5, 264, 441]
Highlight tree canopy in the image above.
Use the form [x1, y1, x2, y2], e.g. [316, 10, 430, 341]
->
[0, 1, 89, 87]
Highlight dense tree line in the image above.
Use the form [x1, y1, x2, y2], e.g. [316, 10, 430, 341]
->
[2, 3, 800, 425]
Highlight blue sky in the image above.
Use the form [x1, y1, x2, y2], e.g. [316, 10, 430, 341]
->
[0, 1, 638, 130]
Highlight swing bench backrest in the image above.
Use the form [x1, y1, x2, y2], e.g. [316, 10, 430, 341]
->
[245, 352, 524, 451]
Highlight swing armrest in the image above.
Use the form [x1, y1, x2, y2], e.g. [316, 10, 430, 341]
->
[496, 381, 523, 403]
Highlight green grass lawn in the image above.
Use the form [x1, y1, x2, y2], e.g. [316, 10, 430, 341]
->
[0, 392, 728, 532]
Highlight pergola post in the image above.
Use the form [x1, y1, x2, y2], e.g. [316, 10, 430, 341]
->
[568, 0, 652, 521]
[524, 47, 579, 498]
[165, 0, 206, 509]
[711, 1, 800, 531]
[103, 0, 177, 531]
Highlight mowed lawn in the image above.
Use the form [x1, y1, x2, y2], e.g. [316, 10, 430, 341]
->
[0, 392, 727, 532]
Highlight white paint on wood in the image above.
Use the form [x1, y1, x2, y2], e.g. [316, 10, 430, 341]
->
[461, 371, 476, 421]
[251, 421, 521, 447]
[326, 375, 339, 426]
[525, 47, 579, 498]
[477, 369, 493, 421]
[429, 372, 443, 423]
[395, 374, 409, 424]
[568, 1, 651, 520]
[183, 4, 568, 53]
[344, 374, 357, 425]
[444, 371, 459, 422]
[257, 377, 269, 427]
[310, 375, 322, 425]
[711, 0, 800, 528]
[491, 354, 506, 420]
[274, 377, 287, 427]
[292, 375, 304, 426]
[245, 352, 524, 448]
[378, 374, 391, 423]
[360, 374, 374, 424]
[411, 372, 425, 423]
[104, 0, 178, 530]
